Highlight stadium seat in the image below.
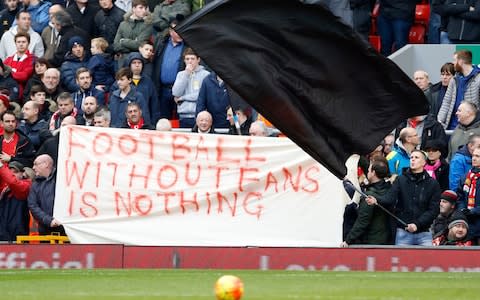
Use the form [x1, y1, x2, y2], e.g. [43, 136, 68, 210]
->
[408, 3, 430, 44]
[369, 35, 381, 52]
[170, 119, 180, 128]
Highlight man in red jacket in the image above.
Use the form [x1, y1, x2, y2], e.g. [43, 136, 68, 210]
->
[0, 160, 32, 241]
[4, 32, 34, 102]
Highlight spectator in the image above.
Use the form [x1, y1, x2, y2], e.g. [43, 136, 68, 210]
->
[172, 47, 210, 128]
[155, 118, 171, 131]
[196, 72, 231, 129]
[18, 100, 51, 151]
[0, 110, 35, 168]
[152, 0, 190, 36]
[0, 160, 31, 241]
[383, 133, 395, 156]
[71, 68, 104, 114]
[42, 68, 63, 104]
[41, 4, 63, 61]
[48, 9, 90, 68]
[431, 190, 459, 237]
[28, 84, 52, 122]
[0, 60, 19, 100]
[227, 106, 253, 136]
[122, 101, 153, 129]
[413, 70, 436, 116]
[395, 114, 447, 153]
[22, 57, 50, 101]
[153, 16, 185, 120]
[0, 10, 44, 61]
[0, 0, 20, 39]
[458, 146, 480, 245]
[431, 0, 451, 44]
[367, 150, 441, 246]
[113, 0, 153, 68]
[377, 0, 416, 56]
[426, 62, 455, 118]
[60, 36, 89, 93]
[350, 0, 376, 42]
[135, 41, 155, 79]
[449, 101, 480, 161]
[37, 115, 76, 164]
[387, 127, 419, 175]
[93, 108, 111, 127]
[48, 92, 79, 130]
[18, 0, 50, 34]
[423, 139, 449, 191]
[432, 214, 473, 246]
[449, 134, 480, 190]
[119, 52, 154, 123]
[444, 0, 480, 44]
[3, 32, 35, 101]
[438, 50, 480, 130]
[108, 67, 149, 128]
[341, 158, 392, 246]
[87, 37, 115, 92]
[77, 96, 98, 126]
[27, 154, 65, 235]
[66, 0, 98, 37]
[192, 110, 214, 133]
[249, 120, 269, 137]
[94, 0, 125, 53]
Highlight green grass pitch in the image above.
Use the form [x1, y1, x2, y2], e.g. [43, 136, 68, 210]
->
[0, 269, 479, 299]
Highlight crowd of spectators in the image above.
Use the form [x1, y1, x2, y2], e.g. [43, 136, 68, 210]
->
[342, 48, 480, 247]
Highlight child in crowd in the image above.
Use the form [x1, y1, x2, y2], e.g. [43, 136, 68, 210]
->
[29, 84, 53, 122]
[88, 37, 115, 92]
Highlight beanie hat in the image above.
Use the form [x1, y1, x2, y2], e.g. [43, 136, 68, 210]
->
[0, 93, 9, 109]
[440, 190, 458, 205]
[448, 216, 469, 230]
[68, 36, 85, 50]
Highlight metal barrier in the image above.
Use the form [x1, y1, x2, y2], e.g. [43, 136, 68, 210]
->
[16, 234, 70, 244]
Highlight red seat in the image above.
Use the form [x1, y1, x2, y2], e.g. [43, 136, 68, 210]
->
[170, 119, 180, 128]
[409, 24, 426, 44]
[415, 4, 430, 25]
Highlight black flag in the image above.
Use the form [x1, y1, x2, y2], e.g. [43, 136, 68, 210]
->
[175, 0, 428, 179]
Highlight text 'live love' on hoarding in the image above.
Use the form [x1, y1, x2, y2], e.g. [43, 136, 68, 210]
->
[54, 126, 345, 246]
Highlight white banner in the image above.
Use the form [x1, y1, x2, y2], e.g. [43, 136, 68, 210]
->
[54, 126, 344, 246]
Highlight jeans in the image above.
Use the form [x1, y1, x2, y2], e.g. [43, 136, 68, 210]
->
[427, 11, 441, 44]
[395, 228, 432, 246]
[377, 14, 412, 56]
[179, 117, 195, 129]
[440, 31, 451, 44]
[159, 86, 177, 120]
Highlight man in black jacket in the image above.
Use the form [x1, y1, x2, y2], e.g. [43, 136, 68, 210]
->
[367, 149, 441, 245]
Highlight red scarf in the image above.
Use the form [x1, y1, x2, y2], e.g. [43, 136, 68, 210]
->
[463, 169, 480, 209]
[128, 117, 144, 129]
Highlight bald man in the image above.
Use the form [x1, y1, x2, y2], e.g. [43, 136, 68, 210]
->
[28, 154, 65, 235]
[387, 127, 420, 175]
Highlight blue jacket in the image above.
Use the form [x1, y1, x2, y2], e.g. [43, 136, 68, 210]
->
[196, 72, 231, 129]
[60, 54, 88, 92]
[450, 145, 472, 190]
[27, 170, 56, 234]
[17, 118, 51, 151]
[387, 142, 410, 175]
[87, 53, 115, 90]
[108, 86, 150, 128]
[24, 0, 51, 33]
[71, 87, 105, 114]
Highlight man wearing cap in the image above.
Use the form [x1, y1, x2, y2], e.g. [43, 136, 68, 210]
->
[0, 160, 32, 241]
[0, 111, 35, 170]
[433, 214, 472, 246]
[423, 139, 449, 191]
[367, 149, 441, 246]
[28, 153, 64, 235]
[431, 190, 459, 237]
[60, 36, 88, 93]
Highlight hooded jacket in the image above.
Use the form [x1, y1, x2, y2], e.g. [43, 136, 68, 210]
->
[172, 64, 210, 119]
[113, 11, 153, 54]
[449, 145, 472, 190]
